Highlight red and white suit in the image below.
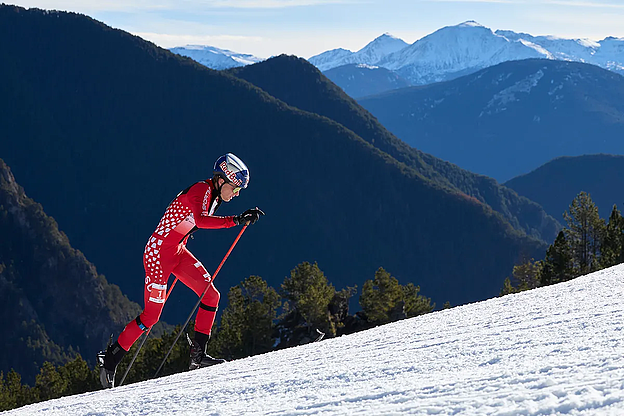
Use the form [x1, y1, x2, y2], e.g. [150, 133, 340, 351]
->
[117, 180, 236, 351]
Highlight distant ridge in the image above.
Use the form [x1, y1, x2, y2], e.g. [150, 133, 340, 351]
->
[505, 154, 624, 221]
[359, 59, 624, 181]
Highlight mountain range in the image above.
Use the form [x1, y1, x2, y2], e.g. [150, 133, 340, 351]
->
[308, 21, 624, 96]
[0, 4, 549, 328]
[359, 59, 624, 182]
[505, 154, 624, 222]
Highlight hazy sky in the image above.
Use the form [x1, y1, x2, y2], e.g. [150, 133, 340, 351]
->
[10, 0, 624, 58]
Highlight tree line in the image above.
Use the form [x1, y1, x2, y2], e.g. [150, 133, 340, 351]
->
[502, 191, 624, 294]
[1, 263, 433, 411]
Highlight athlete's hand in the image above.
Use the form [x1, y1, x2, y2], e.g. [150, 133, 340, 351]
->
[233, 207, 265, 225]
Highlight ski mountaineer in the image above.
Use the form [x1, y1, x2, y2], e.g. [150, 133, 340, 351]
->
[98, 153, 264, 389]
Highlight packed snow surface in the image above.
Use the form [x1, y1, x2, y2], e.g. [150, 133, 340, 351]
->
[6, 265, 624, 415]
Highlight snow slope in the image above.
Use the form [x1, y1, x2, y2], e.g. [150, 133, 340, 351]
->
[169, 45, 263, 70]
[6, 265, 624, 415]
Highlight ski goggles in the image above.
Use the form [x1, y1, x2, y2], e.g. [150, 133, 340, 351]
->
[228, 182, 242, 194]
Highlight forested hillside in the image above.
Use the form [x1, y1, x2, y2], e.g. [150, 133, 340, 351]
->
[0, 159, 141, 382]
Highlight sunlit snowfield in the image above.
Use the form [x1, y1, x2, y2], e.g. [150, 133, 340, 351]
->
[5, 265, 624, 415]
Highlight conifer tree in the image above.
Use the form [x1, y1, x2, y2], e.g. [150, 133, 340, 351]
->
[360, 268, 404, 325]
[215, 275, 280, 360]
[601, 205, 624, 267]
[564, 192, 605, 274]
[280, 262, 336, 336]
[541, 231, 574, 286]
[402, 283, 434, 318]
[511, 259, 543, 291]
[360, 268, 432, 324]
[35, 362, 67, 400]
[0, 369, 37, 411]
[500, 277, 517, 296]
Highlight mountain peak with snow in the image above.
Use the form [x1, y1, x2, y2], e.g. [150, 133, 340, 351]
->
[457, 20, 486, 28]
[169, 45, 263, 70]
[308, 34, 408, 71]
[9, 264, 624, 415]
[309, 22, 624, 88]
[377, 21, 551, 84]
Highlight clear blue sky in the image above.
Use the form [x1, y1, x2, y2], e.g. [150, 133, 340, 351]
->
[11, 0, 624, 58]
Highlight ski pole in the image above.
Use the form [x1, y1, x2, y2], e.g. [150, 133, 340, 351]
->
[118, 277, 179, 387]
[153, 223, 249, 379]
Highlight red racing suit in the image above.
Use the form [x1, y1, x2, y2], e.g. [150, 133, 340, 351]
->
[117, 180, 236, 351]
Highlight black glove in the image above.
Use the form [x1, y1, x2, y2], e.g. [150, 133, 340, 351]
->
[233, 207, 265, 225]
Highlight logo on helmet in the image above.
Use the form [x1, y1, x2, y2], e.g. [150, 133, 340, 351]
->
[219, 161, 243, 186]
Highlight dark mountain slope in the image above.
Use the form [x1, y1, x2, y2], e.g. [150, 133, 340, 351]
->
[0, 6, 544, 324]
[359, 59, 624, 182]
[0, 158, 141, 382]
[229, 55, 560, 242]
[505, 154, 624, 221]
[323, 63, 411, 98]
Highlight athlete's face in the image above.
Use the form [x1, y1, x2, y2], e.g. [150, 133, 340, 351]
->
[220, 179, 241, 202]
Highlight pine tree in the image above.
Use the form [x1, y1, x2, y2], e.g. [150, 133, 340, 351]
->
[500, 277, 517, 296]
[215, 275, 280, 360]
[402, 283, 434, 318]
[541, 231, 574, 286]
[564, 192, 605, 274]
[360, 268, 404, 325]
[35, 362, 67, 400]
[601, 205, 624, 267]
[57, 355, 98, 395]
[0, 369, 37, 411]
[512, 259, 543, 291]
[280, 262, 336, 336]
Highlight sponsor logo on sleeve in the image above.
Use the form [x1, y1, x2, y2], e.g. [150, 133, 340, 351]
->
[202, 187, 211, 215]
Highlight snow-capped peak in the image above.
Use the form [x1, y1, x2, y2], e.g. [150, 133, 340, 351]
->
[377, 21, 550, 84]
[169, 45, 263, 70]
[457, 20, 485, 28]
[308, 34, 408, 71]
[307, 47, 355, 71]
[352, 32, 409, 65]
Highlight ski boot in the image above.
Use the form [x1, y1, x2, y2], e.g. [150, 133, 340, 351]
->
[187, 333, 226, 370]
[97, 339, 127, 388]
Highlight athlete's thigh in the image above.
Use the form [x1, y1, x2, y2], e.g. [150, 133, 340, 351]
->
[172, 247, 212, 296]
